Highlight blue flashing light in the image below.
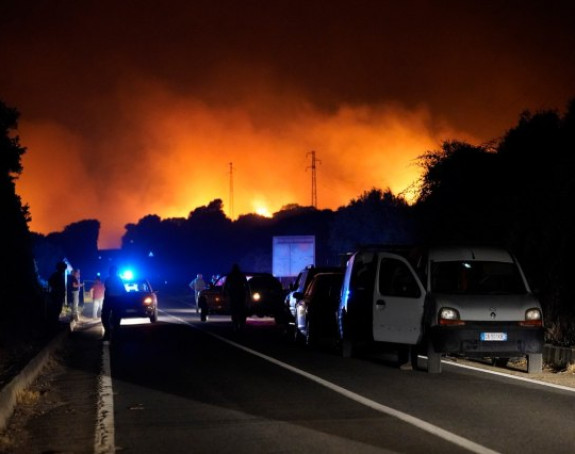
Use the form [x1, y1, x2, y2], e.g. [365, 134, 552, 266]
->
[121, 269, 135, 281]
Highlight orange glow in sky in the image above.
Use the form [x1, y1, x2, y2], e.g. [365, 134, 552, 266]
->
[4, 1, 574, 249]
[16, 83, 476, 249]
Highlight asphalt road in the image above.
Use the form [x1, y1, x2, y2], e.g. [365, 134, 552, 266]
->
[4, 294, 575, 454]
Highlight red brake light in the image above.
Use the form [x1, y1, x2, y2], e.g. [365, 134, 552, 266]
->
[439, 318, 466, 326]
[519, 319, 543, 327]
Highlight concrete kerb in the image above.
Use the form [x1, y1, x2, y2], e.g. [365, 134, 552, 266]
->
[0, 329, 68, 432]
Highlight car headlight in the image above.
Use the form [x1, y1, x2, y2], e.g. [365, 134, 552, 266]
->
[143, 296, 154, 306]
[252, 292, 261, 302]
[520, 308, 543, 326]
[438, 307, 465, 326]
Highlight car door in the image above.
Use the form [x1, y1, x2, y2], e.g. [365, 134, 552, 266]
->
[372, 253, 426, 345]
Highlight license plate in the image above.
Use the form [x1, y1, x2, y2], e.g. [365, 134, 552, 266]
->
[480, 332, 507, 341]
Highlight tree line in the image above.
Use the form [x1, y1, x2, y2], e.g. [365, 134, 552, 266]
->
[2, 98, 574, 345]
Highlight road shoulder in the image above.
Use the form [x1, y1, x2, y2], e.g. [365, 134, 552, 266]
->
[0, 320, 103, 454]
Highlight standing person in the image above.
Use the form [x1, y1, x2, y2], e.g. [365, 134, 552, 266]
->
[67, 269, 83, 322]
[101, 265, 126, 341]
[78, 269, 85, 309]
[189, 273, 207, 313]
[90, 276, 105, 319]
[48, 261, 67, 325]
[224, 264, 249, 332]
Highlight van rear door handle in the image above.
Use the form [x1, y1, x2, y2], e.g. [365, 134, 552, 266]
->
[376, 299, 386, 309]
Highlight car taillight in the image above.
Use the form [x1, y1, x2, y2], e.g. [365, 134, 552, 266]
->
[519, 308, 543, 327]
[438, 307, 465, 326]
[143, 296, 153, 306]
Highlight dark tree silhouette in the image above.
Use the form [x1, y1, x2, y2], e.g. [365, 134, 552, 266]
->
[416, 141, 503, 245]
[330, 188, 414, 255]
[496, 103, 575, 343]
[0, 99, 42, 324]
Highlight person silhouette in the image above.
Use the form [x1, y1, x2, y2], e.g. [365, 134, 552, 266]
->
[224, 264, 249, 332]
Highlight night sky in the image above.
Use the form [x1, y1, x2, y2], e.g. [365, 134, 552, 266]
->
[1, 0, 574, 247]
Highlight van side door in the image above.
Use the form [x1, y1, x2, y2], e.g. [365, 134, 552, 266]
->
[373, 253, 426, 345]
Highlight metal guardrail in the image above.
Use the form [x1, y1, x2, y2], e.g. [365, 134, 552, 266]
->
[543, 344, 575, 368]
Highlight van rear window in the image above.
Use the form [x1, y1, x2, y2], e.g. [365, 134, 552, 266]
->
[431, 261, 527, 295]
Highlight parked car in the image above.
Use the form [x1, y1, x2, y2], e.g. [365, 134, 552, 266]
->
[338, 245, 544, 373]
[294, 271, 344, 346]
[285, 265, 343, 322]
[115, 278, 159, 323]
[198, 272, 285, 322]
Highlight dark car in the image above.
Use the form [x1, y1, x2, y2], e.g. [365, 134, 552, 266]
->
[294, 271, 344, 346]
[115, 278, 159, 323]
[285, 265, 343, 322]
[198, 272, 285, 321]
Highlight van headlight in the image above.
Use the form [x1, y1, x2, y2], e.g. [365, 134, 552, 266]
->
[252, 292, 261, 302]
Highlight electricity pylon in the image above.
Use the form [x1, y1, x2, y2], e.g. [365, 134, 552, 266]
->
[307, 150, 321, 208]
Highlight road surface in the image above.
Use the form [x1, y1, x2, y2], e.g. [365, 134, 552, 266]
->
[3, 293, 575, 454]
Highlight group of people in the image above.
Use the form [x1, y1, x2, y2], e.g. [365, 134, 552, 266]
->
[47, 262, 125, 340]
[189, 264, 249, 331]
[47, 264, 105, 322]
[47, 261, 252, 338]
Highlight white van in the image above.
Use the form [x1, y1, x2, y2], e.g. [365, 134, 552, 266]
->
[337, 246, 544, 373]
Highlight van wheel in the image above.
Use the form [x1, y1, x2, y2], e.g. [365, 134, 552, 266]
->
[305, 320, 317, 347]
[427, 342, 442, 374]
[340, 338, 354, 358]
[527, 353, 543, 374]
[293, 325, 301, 343]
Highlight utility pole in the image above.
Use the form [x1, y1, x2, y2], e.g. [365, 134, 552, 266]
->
[306, 150, 321, 208]
[229, 162, 234, 219]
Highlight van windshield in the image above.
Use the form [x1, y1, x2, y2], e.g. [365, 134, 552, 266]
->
[431, 261, 527, 295]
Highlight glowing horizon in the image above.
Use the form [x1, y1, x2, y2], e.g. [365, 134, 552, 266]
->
[16, 86, 477, 249]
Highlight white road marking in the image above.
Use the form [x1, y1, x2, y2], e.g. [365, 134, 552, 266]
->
[95, 342, 115, 454]
[169, 314, 500, 454]
[445, 360, 575, 393]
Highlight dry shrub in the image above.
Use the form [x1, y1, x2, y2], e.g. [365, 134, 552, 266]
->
[0, 434, 16, 451]
[545, 319, 575, 347]
[17, 389, 40, 405]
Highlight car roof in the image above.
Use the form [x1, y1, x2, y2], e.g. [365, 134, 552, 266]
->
[428, 246, 514, 263]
